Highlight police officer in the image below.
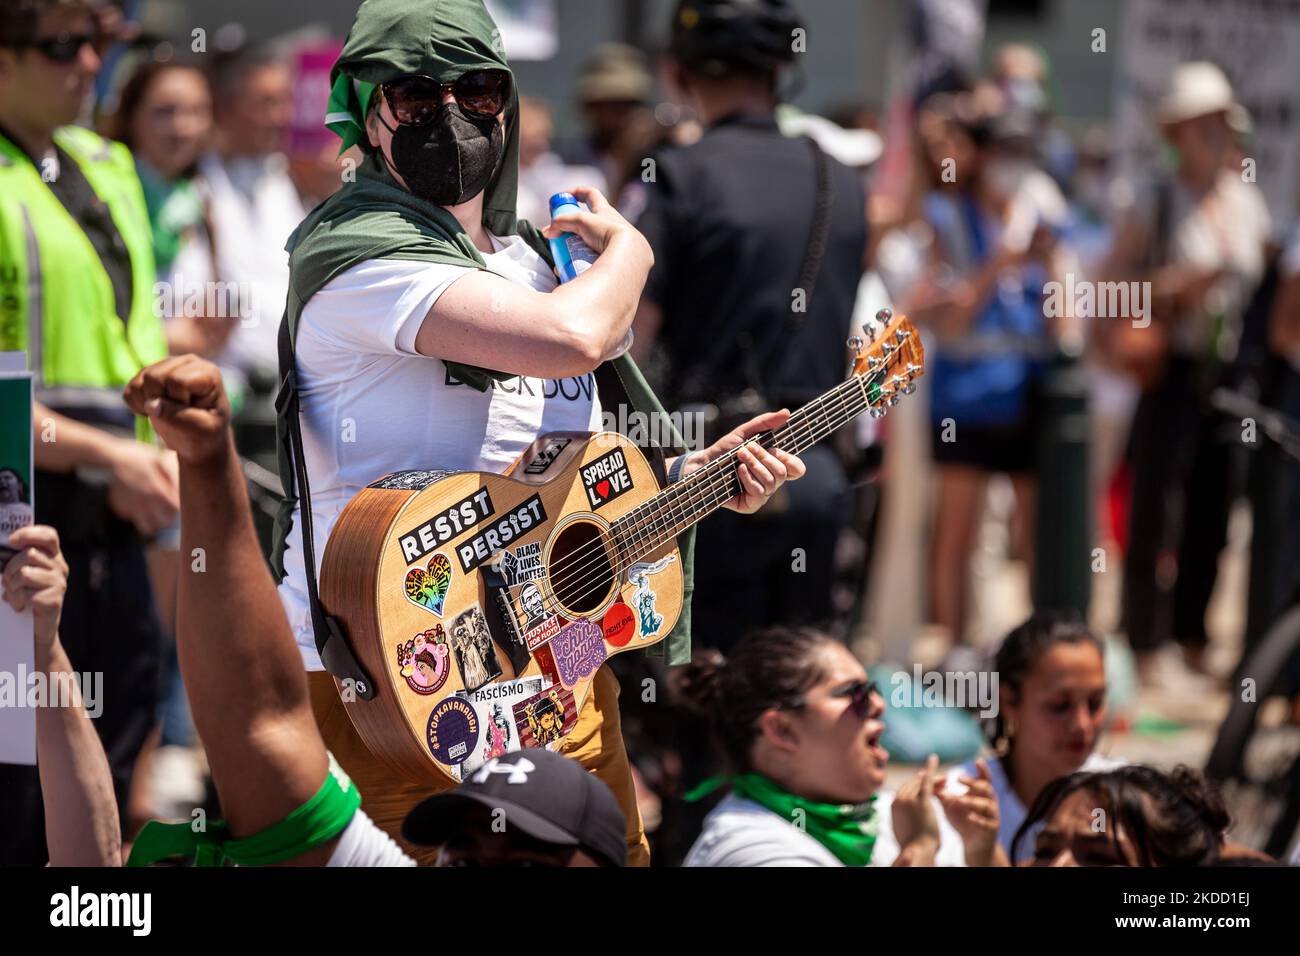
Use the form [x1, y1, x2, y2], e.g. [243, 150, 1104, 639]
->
[0, 0, 172, 863]
[633, 0, 868, 651]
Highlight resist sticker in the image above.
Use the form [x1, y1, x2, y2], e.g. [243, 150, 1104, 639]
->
[399, 488, 495, 564]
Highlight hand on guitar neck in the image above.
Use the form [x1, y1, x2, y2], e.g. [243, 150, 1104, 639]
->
[676, 409, 807, 515]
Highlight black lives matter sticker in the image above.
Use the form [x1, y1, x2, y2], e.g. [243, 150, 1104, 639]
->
[580, 448, 633, 511]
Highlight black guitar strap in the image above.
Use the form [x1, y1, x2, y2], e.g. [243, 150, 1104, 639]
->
[274, 363, 377, 699]
[594, 358, 671, 487]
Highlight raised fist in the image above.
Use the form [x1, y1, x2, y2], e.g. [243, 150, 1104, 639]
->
[123, 355, 232, 466]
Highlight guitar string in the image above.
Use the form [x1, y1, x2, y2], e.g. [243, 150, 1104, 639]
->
[504, 354, 908, 622]
[531, 366, 885, 619]
[502, 358, 896, 622]
[499, 364, 879, 615]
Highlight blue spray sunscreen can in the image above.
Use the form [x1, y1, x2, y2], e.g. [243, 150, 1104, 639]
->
[547, 192, 599, 283]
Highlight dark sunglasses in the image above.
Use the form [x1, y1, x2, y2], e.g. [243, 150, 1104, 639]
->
[787, 679, 880, 719]
[17, 32, 95, 63]
[380, 70, 511, 125]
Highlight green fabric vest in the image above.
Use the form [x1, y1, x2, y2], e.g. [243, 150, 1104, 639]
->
[0, 126, 166, 441]
[269, 158, 695, 665]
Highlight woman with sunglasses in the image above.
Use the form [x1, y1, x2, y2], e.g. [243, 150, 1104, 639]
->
[678, 627, 1002, 866]
[273, 0, 803, 868]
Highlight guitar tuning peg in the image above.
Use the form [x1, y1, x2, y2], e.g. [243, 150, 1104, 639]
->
[880, 341, 896, 357]
[875, 308, 893, 324]
[861, 322, 877, 342]
[888, 393, 901, 407]
[846, 334, 864, 352]
[867, 355, 884, 372]
[895, 327, 909, 342]
[869, 405, 888, 419]
[902, 383, 917, 396]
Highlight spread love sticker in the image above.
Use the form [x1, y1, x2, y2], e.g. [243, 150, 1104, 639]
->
[580, 448, 633, 510]
[549, 620, 607, 689]
[405, 553, 452, 617]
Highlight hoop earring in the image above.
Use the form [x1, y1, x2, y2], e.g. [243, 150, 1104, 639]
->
[994, 717, 1016, 758]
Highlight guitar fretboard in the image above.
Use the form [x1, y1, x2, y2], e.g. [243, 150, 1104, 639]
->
[610, 362, 894, 569]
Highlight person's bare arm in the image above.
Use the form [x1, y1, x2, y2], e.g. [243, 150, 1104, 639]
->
[32, 402, 179, 538]
[123, 355, 336, 865]
[2, 525, 120, 866]
[629, 299, 664, 365]
[415, 186, 653, 379]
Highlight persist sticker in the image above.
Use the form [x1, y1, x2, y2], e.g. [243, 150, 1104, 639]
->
[580, 448, 633, 510]
[456, 494, 547, 573]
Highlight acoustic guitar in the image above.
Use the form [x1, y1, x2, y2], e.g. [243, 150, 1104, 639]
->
[320, 310, 924, 784]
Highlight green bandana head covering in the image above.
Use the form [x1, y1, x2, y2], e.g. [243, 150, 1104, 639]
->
[688, 773, 880, 867]
[323, 0, 522, 238]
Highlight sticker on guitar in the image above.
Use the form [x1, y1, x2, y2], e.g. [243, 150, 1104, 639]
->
[396, 625, 451, 695]
[580, 448, 633, 510]
[514, 686, 577, 748]
[448, 605, 502, 693]
[628, 555, 677, 639]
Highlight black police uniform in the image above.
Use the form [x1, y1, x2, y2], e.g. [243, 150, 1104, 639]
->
[636, 111, 867, 651]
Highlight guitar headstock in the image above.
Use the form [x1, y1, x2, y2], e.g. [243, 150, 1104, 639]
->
[847, 309, 924, 418]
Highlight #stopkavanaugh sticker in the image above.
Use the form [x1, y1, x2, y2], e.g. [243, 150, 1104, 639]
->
[549, 619, 607, 689]
[580, 448, 633, 511]
[404, 552, 452, 617]
[396, 625, 451, 695]
[514, 686, 577, 748]
[426, 697, 480, 766]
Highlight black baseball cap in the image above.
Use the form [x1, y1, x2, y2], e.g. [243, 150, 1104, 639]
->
[402, 749, 628, 867]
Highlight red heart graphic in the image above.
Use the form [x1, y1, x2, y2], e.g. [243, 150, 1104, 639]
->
[596, 479, 610, 499]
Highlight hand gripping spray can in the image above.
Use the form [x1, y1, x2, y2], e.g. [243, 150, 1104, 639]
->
[547, 192, 599, 283]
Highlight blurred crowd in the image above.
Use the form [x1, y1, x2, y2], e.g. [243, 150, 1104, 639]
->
[1, 0, 1298, 869]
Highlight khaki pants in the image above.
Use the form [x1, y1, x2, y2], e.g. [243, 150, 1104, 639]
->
[308, 663, 650, 866]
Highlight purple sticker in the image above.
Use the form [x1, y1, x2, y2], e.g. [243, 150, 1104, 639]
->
[426, 697, 480, 766]
[550, 620, 607, 689]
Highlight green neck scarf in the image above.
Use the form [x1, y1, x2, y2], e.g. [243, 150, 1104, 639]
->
[693, 773, 879, 867]
[126, 755, 361, 867]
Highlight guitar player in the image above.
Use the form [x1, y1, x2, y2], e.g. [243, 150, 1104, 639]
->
[271, 0, 806, 866]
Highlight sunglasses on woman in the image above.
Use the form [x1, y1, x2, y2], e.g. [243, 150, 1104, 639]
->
[16, 32, 95, 63]
[786, 679, 881, 719]
[380, 70, 511, 125]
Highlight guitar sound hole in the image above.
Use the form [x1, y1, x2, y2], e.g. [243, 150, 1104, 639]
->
[548, 520, 616, 616]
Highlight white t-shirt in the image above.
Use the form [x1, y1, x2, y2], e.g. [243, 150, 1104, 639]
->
[961, 752, 1125, 865]
[684, 790, 965, 867]
[328, 809, 417, 867]
[278, 233, 603, 669]
[200, 153, 306, 376]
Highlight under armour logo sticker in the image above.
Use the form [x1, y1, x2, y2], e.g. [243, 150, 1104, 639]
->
[472, 756, 536, 785]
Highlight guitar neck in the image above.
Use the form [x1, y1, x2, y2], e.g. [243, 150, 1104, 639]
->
[611, 370, 884, 568]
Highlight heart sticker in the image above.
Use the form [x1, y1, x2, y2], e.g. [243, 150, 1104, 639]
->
[596, 479, 610, 500]
[405, 552, 452, 616]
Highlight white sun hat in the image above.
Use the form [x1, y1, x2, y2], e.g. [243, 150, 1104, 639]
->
[1157, 61, 1242, 126]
